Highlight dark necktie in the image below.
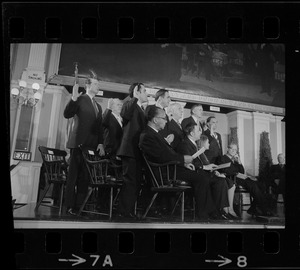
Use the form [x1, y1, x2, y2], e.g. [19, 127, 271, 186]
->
[201, 153, 210, 165]
[176, 120, 182, 129]
[92, 98, 99, 116]
[213, 132, 220, 147]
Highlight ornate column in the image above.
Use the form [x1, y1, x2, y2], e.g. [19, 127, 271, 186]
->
[21, 43, 48, 83]
[252, 112, 271, 175]
[227, 110, 252, 168]
[45, 85, 70, 148]
[275, 115, 284, 155]
[47, 43, 62, 80]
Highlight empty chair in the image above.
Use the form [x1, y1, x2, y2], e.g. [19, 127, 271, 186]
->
[142, 153, 192, 222]
[78, 146, 123, 220]
[35, 146, 68, 215]
[234, 184, 253, 216]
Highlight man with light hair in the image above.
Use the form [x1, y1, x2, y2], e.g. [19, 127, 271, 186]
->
[102, 98, 123, 158]
[166, 102, 185, 150]
[63, 77, 105, 215]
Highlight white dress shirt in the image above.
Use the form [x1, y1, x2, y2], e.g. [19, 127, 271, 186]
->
[112, 111, 123, 127]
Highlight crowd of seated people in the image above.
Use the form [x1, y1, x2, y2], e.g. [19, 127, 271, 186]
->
[60, 80, 281, 221]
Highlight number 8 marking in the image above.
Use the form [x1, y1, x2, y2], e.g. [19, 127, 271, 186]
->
[237, 256, 247, 267]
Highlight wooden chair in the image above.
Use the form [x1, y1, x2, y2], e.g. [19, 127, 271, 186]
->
[78, 146, 123, 220]
[141, 153, 192, 222]
[108, 158, 123, 208]
[230, 175, 253, 216]
[35, 146, 68, 215]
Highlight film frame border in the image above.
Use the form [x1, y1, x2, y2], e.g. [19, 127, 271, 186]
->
[4, 2, 300, 269]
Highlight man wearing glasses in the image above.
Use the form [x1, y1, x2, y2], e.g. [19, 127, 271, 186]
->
[140, 106, 219, 221]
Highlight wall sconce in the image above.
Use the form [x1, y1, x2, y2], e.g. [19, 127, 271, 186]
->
[11, 80, 42, 107]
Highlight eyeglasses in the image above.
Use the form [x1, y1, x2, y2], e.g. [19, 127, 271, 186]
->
[156, 116, 168, 121]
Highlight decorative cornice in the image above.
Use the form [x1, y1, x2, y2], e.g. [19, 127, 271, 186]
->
[50, 75, 285, 116]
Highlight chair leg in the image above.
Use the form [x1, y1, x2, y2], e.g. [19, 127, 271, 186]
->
[109, 187, 113, 221]
[134, 187, 143, 216]
[171, 193, 182, 216]
[193, 197, 196, 221]
[113, 188, 120, 206]
[35, 183, 51, 211]
[181, 192, 185, 222]
[142, 193, 158, 219]
[134, 201, 137, 216]
[239, 192, 242, 214]
[58, 183, 65, 216]
[77, 187, 93, 216]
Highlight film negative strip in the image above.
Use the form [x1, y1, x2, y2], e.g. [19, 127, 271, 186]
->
[4, 1, 300, 269]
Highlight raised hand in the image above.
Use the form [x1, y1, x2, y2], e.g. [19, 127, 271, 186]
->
[107, 98, 113, 110]
[133, 85, 140, 99]
[97, 144, 105, 156]
[72, 83, 82, 101]
[234, 154, 241, 164]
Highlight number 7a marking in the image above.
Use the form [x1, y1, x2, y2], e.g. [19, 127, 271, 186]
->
[90, 255, 100, 266]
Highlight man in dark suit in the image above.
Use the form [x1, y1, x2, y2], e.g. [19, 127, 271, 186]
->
[269, 153, 285, 201]
[63, 78, 105, 215]
[176, 123, 232, 219]
[102, 98, 123, 159]
[139, 106, 219, 221]
[147, 89, 174, 145]
[166, 102, 185, 150]
[204, 116, 223, 164]
[116, 83, 148, 218]
[181, 104, 206, 132]
[219, 143, 272, 216]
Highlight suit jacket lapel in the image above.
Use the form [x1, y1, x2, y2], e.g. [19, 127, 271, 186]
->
[186, 138, 202, 161]
[111, 113, 122, 128]
[190, 116, 197, 125]
[200, 153, 210, 165]
[171, 119, 182, 131]
[86, 95, 100, 118]
[149, 126, 173, 149]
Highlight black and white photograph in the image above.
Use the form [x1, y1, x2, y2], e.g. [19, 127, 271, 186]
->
[10, 43, 285, 229]
[6, 2, 300, 269]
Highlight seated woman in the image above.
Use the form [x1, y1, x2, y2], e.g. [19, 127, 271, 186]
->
[219, 143, 273, 217]
[197, 135, 238, 219]
[176, 123, 238, 220]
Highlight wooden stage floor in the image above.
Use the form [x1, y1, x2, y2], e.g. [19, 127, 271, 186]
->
[13, 202, 285, 229]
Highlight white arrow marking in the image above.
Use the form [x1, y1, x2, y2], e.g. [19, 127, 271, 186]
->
[59, 254, 86, 266]
[205, 254, 232, 267]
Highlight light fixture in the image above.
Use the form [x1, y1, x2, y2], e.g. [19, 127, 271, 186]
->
[11, 80, 42, 107]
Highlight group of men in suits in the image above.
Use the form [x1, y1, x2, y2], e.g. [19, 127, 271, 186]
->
[140, 106, 227, 220]
[62, 78, 275, 220]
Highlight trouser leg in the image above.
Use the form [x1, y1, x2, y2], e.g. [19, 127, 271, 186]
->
[118, 157, 142, 215]
[209, 175, 230, 210]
